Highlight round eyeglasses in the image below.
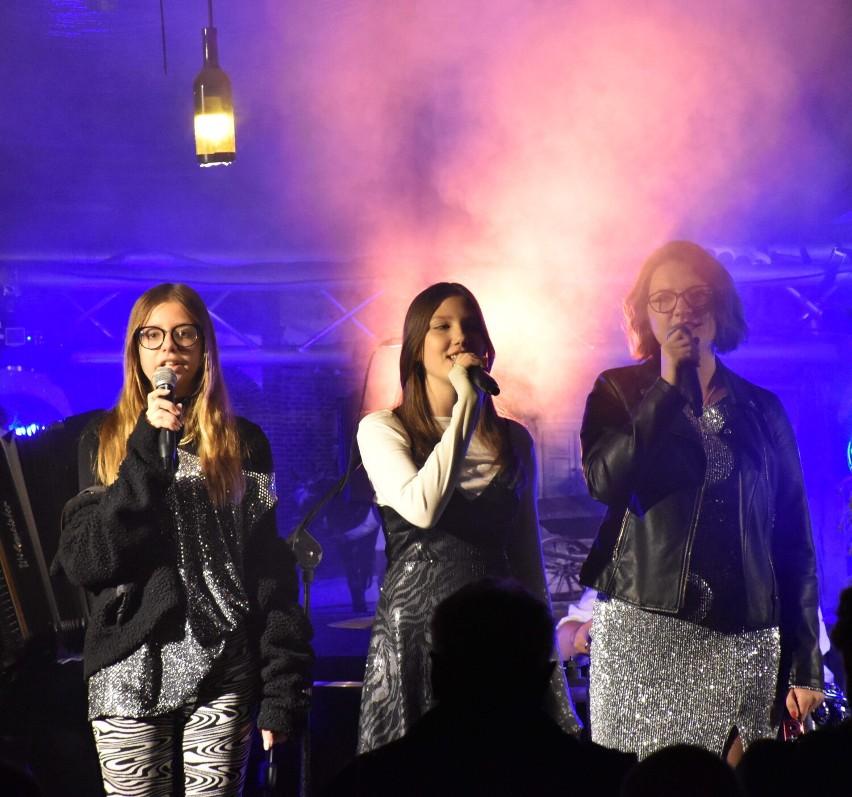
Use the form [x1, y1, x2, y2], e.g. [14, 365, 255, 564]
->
[648, 286, 713, 315]
[136, 324, 202, 350]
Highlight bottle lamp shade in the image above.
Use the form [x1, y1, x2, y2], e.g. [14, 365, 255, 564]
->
[193, 27, 235, 166]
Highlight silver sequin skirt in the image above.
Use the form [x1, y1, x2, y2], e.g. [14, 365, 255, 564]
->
[590, 597, 780, 759]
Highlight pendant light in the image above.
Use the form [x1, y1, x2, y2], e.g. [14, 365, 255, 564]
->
[193, 0, 235, 166]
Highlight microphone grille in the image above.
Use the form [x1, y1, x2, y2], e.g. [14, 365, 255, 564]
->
[152, 366, 177, 390]
[666, 323, 691, 340]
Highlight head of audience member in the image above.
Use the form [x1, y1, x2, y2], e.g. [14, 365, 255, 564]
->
[429, 577, 555, 713]
[620, 744, 743, 797]
[830, 584, 852, 686]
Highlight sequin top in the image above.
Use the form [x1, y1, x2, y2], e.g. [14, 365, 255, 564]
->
[88, 445, 276, 718]
[675, 397, 752, 632]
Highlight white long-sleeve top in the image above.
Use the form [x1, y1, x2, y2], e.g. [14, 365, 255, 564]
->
[556, 587, 598, 629]
[356, 364, 486, 529]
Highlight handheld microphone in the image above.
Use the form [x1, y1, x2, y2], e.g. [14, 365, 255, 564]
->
[257, 747, 278, 791]
[152, 366, 178, 471]
[469, 366, 500, 396]
[666, 324, 702, 418]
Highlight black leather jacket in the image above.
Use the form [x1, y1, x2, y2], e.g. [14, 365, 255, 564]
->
[579, 358, 823, 693]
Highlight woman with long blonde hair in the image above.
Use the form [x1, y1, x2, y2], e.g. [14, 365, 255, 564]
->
[53, 283, 313, 796]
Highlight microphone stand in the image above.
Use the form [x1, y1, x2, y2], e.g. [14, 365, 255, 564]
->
[282, 348, 373, 796]
[286, 523, 321, 797]
[285, 440, 362, 797]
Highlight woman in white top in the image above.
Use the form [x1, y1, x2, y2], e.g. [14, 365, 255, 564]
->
[355, 282, 579, 752]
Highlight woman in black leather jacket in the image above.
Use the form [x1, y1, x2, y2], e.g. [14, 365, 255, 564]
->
[579, 241, 824, 763]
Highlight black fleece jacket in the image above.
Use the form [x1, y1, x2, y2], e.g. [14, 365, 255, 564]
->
[51, 412, 314, 735]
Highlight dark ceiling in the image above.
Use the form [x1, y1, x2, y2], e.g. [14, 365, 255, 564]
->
[4, 1, 852, 264]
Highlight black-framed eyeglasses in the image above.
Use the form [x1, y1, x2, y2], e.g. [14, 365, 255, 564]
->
[136, 324, 202, 350]
[648, 286, 713, 314]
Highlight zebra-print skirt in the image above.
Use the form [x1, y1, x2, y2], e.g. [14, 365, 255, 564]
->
[356, 533, 508, 754]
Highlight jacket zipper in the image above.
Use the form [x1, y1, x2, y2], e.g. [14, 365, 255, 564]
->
[608, 508, 632, 587]
[757, 428, 778, 608]
[679, 481, 705, 607]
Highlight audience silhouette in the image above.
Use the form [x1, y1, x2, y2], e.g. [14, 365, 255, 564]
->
[620, 744, 744, 796]
[323, 577, 636, 796]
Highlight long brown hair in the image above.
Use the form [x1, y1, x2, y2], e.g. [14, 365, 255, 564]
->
[96, 283, 245, 506]
[624, 240, 748, 360]
[394, 282, 519, 483]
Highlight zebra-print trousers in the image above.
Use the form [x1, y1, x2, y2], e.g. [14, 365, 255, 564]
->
[91, 636, 256, 796]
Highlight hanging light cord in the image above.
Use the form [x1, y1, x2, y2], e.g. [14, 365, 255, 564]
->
[159, 0, 167, 75]
[157, 0, 214, 76]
